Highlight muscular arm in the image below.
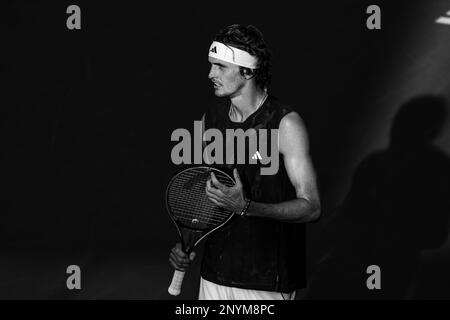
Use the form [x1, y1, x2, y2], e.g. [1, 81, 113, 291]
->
[244, 112, 321, 223]
[205, 111, 321, 223]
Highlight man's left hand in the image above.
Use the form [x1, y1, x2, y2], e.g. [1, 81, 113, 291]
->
[205, 168, 246, 213]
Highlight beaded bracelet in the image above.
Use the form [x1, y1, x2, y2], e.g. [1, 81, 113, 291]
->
[240, 198, 252, 216]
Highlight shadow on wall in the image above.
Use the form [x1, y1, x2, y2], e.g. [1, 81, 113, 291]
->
[306, 94, 450, 299]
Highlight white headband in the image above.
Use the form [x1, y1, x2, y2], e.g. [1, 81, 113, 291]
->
[208, 41, 259, 69]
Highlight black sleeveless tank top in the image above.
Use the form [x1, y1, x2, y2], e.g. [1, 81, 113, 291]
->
[200, 94, 307, 292]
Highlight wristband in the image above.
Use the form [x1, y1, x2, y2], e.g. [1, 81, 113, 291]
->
[240, 198, 251, 217]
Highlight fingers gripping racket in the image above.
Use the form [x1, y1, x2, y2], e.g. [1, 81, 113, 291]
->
[166, 166, 236, 296]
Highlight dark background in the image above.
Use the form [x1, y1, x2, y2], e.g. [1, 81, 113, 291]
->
[2, 0, 450, 299]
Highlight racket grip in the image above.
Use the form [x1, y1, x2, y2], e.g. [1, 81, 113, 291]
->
[168, 269, 186, 296]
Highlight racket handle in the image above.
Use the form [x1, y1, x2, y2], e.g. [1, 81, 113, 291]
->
[168, 269, 186, 296]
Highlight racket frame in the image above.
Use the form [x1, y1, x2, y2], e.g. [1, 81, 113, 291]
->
[165, 166, 236, 254]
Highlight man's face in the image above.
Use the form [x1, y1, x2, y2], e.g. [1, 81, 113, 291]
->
[208, 57, 246, 98]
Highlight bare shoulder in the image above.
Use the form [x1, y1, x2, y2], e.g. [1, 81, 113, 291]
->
[279, 111, 307, 132]
[279, 111, 310, 154]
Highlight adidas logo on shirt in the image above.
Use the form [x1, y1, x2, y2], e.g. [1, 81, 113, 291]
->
[251, 151, 262, 160]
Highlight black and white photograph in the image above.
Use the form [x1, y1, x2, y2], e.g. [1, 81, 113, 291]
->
[2, 0, 450, 311]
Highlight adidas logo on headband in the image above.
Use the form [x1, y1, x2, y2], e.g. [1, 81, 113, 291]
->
[208, 41, 259, 69]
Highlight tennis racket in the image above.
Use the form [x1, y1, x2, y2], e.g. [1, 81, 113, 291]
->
[166, 166, 236, 296]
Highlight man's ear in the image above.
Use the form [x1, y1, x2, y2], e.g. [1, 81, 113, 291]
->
[241, 68, 254, 79]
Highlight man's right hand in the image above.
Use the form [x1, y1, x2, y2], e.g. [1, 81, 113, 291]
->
[169, 242, 196, 271]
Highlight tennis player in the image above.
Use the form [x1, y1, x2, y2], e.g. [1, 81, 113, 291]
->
[169, 24, 321, 300]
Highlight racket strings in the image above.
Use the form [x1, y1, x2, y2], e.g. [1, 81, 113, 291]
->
[170, 205, 230, 223]
[169, 195, 231, 222]
[175, 215, 223, 228]
[167, 168, 235, 230]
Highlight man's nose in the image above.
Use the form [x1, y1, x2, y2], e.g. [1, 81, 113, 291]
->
[208, 66, 216, 80]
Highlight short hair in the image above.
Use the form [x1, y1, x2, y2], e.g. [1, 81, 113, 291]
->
[213, 24, 272, 89]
